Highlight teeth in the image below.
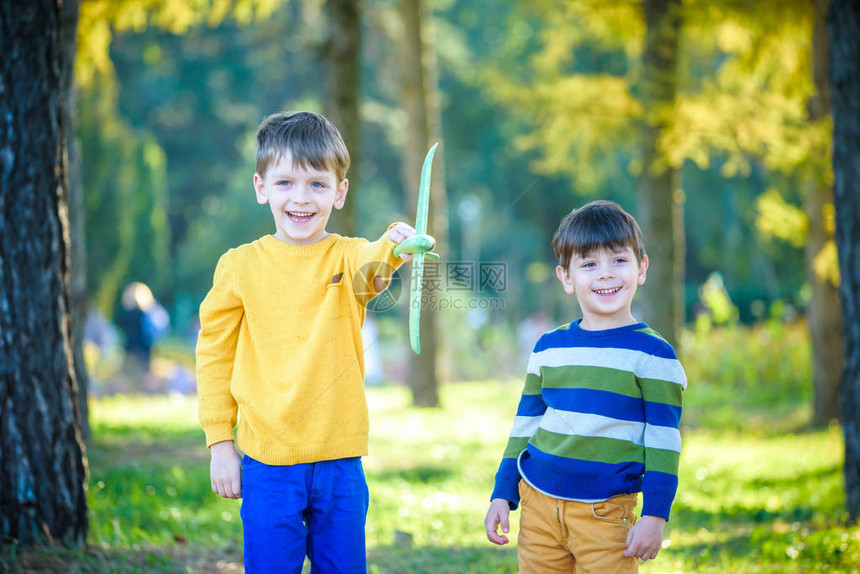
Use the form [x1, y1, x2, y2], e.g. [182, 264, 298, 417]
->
[595, 287, 621, 295]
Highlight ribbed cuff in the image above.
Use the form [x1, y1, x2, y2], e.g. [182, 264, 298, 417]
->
[641, 494, 673, 521]
[491, 482, 521, 510]
[204, 423, 236, 448]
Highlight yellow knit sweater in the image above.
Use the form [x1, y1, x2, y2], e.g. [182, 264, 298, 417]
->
[196, 231, 403, 465]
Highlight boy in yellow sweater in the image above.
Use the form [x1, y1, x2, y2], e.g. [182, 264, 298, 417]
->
[196, 111, 422, 573]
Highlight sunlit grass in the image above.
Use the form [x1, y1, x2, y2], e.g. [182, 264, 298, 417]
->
[87, 393, 243, 555]
[69, 380, 858, 573]
[662, 426, 851, 573]
[364, 382, 520, 568]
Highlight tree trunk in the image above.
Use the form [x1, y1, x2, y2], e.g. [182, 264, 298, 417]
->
[636, 0, 683, 347]
[829, 0, 860, 521]
[323, 0, 360, 236]
[0, 0, 89, 544]
[398, 0, 448, 407]
[807, 182, 844, 427]
[63, 0, 91, 442]
[808, 0, 843, 428]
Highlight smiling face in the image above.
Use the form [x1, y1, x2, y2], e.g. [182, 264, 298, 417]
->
[556, 246, 649, 331]
[253, 151, 348, 246]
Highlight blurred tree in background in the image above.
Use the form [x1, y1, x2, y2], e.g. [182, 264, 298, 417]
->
[323, 0, 362, 236]
[397, 0, 448, 406]
[637, 0, 683, 346]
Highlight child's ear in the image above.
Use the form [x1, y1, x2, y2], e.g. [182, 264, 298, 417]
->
[556, 265, 575, 295]
[637, 255, 649, 285]
[253, 173, 268, 205]
[333, 178, 349, 210]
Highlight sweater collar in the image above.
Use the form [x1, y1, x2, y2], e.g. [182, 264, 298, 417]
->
[261, 233, 340, 255]
[568, 318, 647, 338]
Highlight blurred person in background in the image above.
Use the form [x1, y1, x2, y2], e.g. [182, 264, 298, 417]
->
[119, 282, 169, 385]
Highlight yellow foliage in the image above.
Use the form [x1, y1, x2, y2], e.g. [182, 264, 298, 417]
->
[755, 188, 807, 247]
[113, 2, 149, 33]
[716, 19, 752, 54]
[483, 62, 641, 189]
[76, 7, 114, 85]
[156, 1, 198, 33]
[698, 272, 739, 326]
[812, 240, 840, 287]
[76, 0, 285, 86]
[523, 0, 641, 53]
[670, 5, 828, 178]
[531, 25, 576, 77]
[484, 0, 827, 196]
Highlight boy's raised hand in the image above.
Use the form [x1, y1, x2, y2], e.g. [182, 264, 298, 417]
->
[387, 222, 418, 263]
[624, 515, 666, 561]
[210, 440, 242, 499]
[484, 498, 512, 545]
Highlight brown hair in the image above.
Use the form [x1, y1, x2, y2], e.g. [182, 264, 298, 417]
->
[255, 111, 350, 180]
[552, 200, 646, 269]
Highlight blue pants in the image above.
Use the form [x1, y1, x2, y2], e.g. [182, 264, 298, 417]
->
[241, 455, 369, 573]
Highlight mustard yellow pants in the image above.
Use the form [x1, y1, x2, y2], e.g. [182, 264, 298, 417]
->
[517, 480, 639, 574]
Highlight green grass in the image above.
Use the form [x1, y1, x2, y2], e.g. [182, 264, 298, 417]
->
[3, 322, 859, 573]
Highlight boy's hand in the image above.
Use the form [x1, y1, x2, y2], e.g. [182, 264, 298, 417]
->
[388, 223, 420, 263]
[210, 440, 242, 499]
[484, 498, 512, 545]
[624, 515, 666, 561]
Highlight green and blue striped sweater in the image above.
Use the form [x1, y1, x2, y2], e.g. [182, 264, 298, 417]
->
[492, 319, 687, 521]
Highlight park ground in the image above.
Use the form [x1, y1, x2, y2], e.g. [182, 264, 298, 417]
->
[2, 322, 860, 573]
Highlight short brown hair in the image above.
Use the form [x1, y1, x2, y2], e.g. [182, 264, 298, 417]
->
[255, 111, 350, 180]
[552, 200, 646, 269]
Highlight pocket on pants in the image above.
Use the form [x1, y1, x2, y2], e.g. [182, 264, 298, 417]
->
[591, 493, 637, 527]
[518, 479, 534, 508]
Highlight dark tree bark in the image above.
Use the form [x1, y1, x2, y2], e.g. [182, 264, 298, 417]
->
[829, 0, 860, 521]
[323, 0, 360, 236]
[398, 0, 449, 407]
[808, 0, 843, 428]
[60, 0, 90, 442]
[0, 0, 88, 544]
[636, 0, 684, 347]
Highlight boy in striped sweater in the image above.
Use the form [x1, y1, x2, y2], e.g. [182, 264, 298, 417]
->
[485, 201, 686, 572]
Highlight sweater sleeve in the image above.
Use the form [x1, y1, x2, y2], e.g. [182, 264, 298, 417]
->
[491, 351, 547, 510]
[347, 224, 408, 305]
[196, 251, 243, 448]
[639, 341, 687, 520]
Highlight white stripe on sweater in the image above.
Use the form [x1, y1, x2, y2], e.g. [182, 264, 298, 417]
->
[536, 407, 682, 453]
[644, 422, 682, 453]
[528, 346, 687, 389]
[510, 415, 542, 437]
